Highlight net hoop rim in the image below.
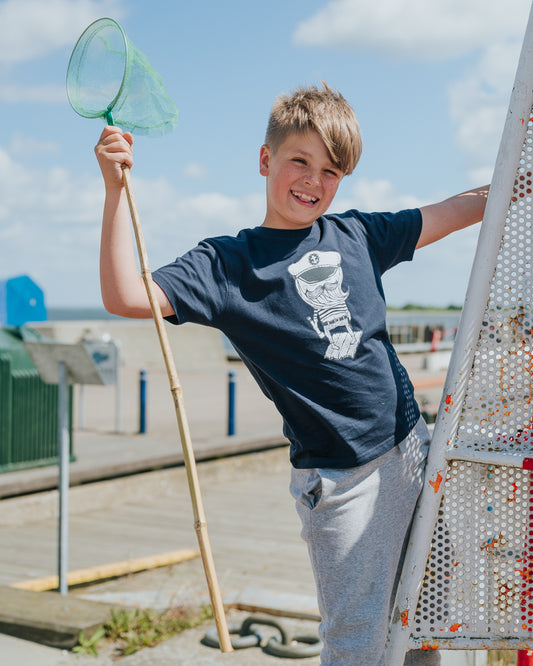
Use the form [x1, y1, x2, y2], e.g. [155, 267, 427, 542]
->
[66, 17, 129, 120]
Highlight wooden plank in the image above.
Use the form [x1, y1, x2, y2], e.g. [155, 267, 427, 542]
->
[10, 549, 199, 591]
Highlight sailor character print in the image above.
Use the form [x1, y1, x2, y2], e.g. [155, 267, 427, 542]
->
[288, 250, 362, 361]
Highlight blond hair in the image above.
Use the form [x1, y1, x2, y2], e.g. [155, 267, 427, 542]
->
[264, 82, 362, 175]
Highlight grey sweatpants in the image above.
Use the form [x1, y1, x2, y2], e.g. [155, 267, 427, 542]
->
[290, 417, 440, 666]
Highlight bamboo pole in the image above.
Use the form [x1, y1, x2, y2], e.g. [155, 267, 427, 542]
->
[121, 165, 233, 653]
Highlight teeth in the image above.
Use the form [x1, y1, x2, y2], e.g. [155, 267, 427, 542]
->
[293, 191, 317, 203]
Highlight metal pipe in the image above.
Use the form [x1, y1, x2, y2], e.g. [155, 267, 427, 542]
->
[227, 370, 236, 436]
[57, 361, 70, 595]
[139, 368, 147, 434]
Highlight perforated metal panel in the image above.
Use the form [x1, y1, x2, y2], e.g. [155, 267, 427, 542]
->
[457, 133, 533, 458]
[386, 6, 533, 661]
[409, 112, 533, 653]
[413, 462, 533, 648]
[409, 114, 533, 648]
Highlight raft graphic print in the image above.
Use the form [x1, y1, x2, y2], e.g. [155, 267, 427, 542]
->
[288, 250, 362, 360]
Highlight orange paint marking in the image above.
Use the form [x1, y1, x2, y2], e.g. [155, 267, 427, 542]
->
[421, 641, 439, 650]
[449, 623, 462, 632]
[429, 471, 443, 493]
[400, 609, 409, 626]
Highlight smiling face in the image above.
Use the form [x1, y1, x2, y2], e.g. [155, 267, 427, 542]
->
[259, 130, 343, 230]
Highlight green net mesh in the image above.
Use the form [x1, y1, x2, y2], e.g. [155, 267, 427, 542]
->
[66, 18, 177, 136]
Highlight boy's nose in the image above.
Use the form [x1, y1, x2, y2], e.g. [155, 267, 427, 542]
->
[303, 170, 320, 187]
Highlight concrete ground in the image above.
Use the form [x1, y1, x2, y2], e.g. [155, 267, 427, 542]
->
[0, 448, 490, 665]
[0, 351, 496, 664]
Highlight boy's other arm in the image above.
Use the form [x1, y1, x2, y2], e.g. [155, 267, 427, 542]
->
[95, 126, 174, 319]
[417, 185, 490, 249]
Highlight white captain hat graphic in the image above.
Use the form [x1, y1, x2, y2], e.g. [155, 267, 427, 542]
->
[288, 251, 341, 279]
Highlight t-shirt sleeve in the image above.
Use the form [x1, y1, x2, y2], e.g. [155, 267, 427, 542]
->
[354, 208, 422, 273]
[152, 240, 228, 326]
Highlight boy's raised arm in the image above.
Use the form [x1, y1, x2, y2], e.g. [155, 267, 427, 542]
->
[417, 185, 490, 249]
[95, 126, 174, 318]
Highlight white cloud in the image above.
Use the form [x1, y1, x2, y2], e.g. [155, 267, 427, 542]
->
[293, 0, 530, 61]
[383, 224, 480, 307]
[448, 40, 523, 182]
[0, 147, 265, 305]
[0, 148, 491, 309]
[293, 0, 531, 183]
[0, 146, 105, 303]
[0, 148, 102, 229]
[468, 167, 495, 187]
[332, 177, 426, 213]
[182, 162, 209, 180]
[0, 0, 124, 64]
[329, 176, 480, 307]
[9, 134, 59, 156]
[0, 83, 66, 103]
[132, 178, 265, 263]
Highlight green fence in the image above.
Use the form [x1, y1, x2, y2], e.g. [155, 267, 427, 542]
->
[0, 330, 73, 472]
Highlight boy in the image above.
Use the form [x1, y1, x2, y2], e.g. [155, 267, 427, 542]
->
[95, 83, 488, 665]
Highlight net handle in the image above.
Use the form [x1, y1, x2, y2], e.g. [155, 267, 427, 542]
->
[120, 164, 233, 654]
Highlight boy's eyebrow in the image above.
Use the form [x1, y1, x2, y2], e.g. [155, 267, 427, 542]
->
[288, 148, 311, 158]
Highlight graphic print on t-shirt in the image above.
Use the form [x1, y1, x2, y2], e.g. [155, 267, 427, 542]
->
[288, 250, 362, 360]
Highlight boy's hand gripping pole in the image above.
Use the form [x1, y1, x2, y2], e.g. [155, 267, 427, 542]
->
[121, 164, 233, 653]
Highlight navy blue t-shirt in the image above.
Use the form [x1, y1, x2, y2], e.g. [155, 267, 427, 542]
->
[153, 208, 422, 469]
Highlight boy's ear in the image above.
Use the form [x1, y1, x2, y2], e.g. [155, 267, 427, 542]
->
[259, 144, 271, 176]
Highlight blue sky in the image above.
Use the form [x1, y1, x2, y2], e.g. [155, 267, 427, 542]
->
[0, 0, 531, 308]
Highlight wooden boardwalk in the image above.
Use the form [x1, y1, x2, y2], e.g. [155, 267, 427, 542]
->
[0, 447, 316, 602]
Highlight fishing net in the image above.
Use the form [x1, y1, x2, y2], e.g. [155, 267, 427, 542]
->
[66, 17, 177, 136]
